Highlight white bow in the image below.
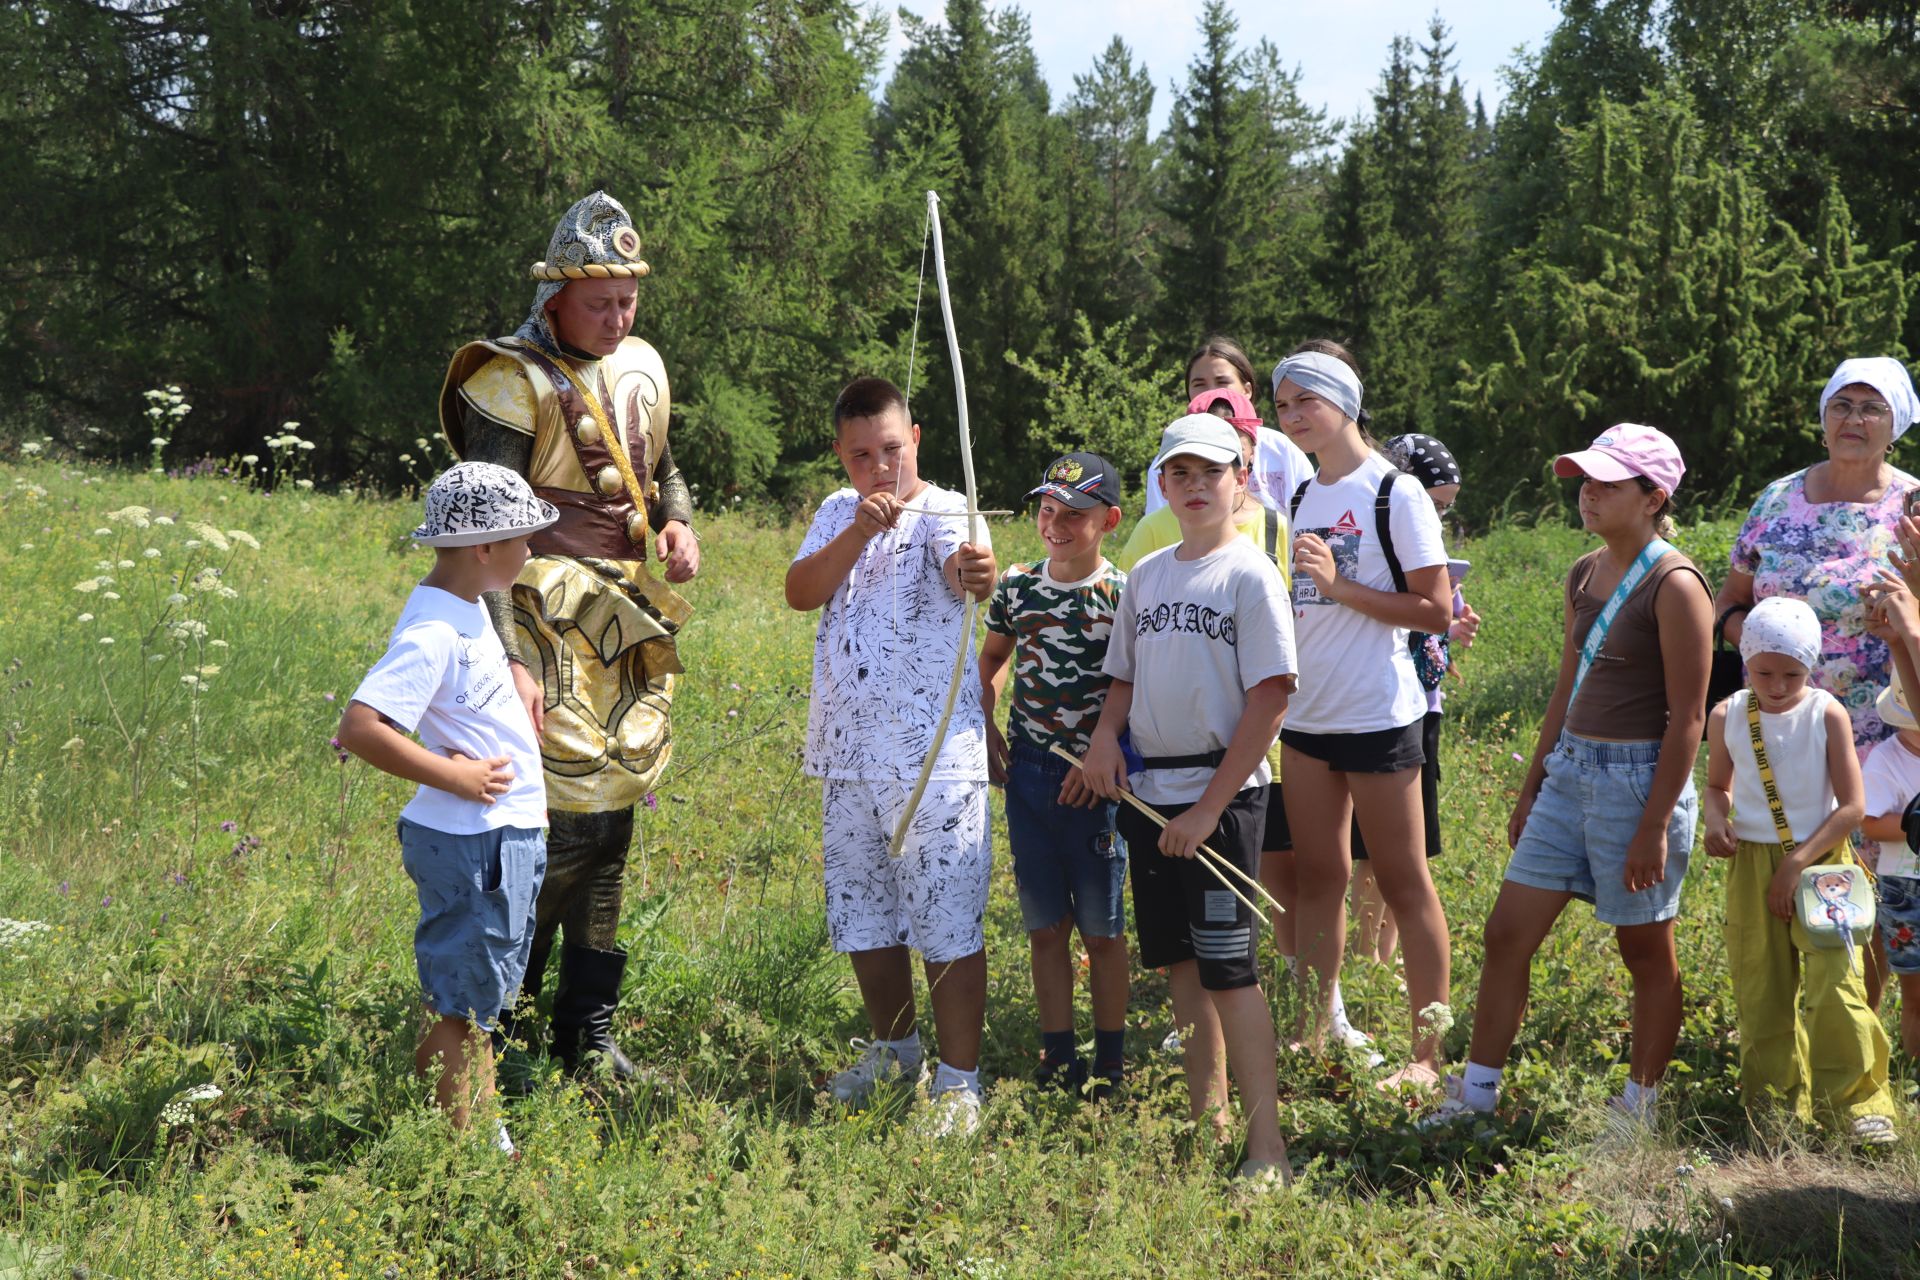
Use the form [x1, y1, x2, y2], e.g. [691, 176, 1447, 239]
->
[890, 191, 982, 856]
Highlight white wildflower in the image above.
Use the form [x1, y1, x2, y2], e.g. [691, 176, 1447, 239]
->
[73, 579, 100, 593]
[116, 559, 134, 569]
[282, 420, 300, 431]
[167, 384, 182, 395]
[180, 674, 201, 688]
[75, 612, 93, 623]
[197, 664, 220, 676]
[164, 593, 187, 606]
[60, 737, 84, 751]
[398, 454, 413, 464]
[1417, 1001, 1456, 1036]
[98, 636, 114, 646]
[150, 436, 169, 448]
[187, 522, 229, 552]
[226, 529, 259, 550]
[101, 591, 120, 600]
[20, 441, 42, 455]
[152, 515, 174, 526]
[142, 548, 161, 559]
[241, 454, 260, 465]
[106, 505, 152, 529]
[93, 528, 111, 537]
[182, 539, 201, 551]
[295, 478, 314, 490]
[17, 543, 31, 551]
[297, 440, 315, 451]
[414, 437, 429, 450]
[217, 586, 238, 599]
[0, 918, 52, 951]
[208, 639, 228, 649]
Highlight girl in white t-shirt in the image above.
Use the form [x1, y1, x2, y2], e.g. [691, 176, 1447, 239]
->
[1272, 343, 1455, 1087]
[1144, 336, 1313, 519]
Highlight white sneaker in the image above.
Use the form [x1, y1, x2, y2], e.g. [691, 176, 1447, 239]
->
[829, 1039, 916, 1106]
[1161, 1028, 1184, 1056]
[923, 1085, 982, 1138]
[1603, 1092, 1655, 1139]
[1851, 1114, 1897, 1146]
[1329, 1010, 1386, 1068]
[492, 1120, 518, 1157]
[1415, 1074, 1490, 1131]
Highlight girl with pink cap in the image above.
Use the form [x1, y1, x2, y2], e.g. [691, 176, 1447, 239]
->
[1425, 424, 1712, 1128]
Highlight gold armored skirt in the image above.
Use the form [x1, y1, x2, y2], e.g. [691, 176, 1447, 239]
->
[512, 554, 691, 813]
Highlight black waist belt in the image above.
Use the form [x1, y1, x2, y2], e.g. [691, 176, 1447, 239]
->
[1137, 750, 1226, 771]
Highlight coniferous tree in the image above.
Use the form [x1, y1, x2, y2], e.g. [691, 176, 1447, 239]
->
[1060, 39, 1163, 339]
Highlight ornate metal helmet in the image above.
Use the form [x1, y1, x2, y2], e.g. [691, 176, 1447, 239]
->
[516, 190, 649, 355]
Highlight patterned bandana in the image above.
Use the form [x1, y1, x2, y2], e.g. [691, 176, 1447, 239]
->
[1739, 595, 1822, 670]
[1385, 433, 1462, 489]
[1820, 357, 1920, 441]
[514, 190, 649, 356]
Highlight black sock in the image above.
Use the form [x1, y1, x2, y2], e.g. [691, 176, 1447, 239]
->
[1041, 1029, 1077, 1064]
[1093, 1027, 1124, 1072]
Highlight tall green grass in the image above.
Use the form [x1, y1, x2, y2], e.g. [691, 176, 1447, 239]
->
[0, 459, 1913, 1278]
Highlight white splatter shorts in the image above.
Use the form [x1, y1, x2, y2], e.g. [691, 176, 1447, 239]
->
[821, 778, 990, 963]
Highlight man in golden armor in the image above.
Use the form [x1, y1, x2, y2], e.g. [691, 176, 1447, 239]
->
[439, 190, 697, 1078]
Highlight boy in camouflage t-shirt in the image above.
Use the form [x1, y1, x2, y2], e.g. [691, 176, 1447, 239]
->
[979, 452, 1131, 1097]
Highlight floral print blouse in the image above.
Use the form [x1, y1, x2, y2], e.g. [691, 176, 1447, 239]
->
[1732, 465, 1920, 758]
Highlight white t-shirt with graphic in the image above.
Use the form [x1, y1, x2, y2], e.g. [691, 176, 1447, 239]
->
[1287, 451, 1447, 734]
[1863, 733, 1920, 879]
[350, 584, 548, 834]
[1142, 426, 1311, 518]
[1103, 537, 1297, 806]
[796, 484, 991, 782]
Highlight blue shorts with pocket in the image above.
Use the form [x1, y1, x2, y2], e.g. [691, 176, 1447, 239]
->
[398, 818, 547, 1029]
[1004, 739, 1126, 937]
[1878, 874, 1920, 975]
[1503, 732, 1695, 926]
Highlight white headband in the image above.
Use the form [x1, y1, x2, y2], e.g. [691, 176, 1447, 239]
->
[1820, 357, 1920, 441]
[1739, 596, 1822, 670]
[1270, 352, 1363, 424]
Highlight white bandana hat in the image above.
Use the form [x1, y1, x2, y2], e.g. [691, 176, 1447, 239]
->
[1739, 595, 1822, 670]
[515, 190, 650, 355]
[413, 462, 560, 547]
[1820, 357, 1920, 441]
[1877, 681, 1919, 733]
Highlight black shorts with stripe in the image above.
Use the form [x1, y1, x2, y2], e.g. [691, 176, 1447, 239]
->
[1118, 785, 1266, 991]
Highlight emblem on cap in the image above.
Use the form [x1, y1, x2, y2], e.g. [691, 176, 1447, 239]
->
[1048, 458, 1085, 484]
[612, 226, 643, 262]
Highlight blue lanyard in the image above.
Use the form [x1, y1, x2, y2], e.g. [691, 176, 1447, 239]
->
[1569, 538, 1675, 706]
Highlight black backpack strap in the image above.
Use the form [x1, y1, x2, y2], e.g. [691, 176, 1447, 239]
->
[1263, 504, 1280, 569]
[1289, 479, 1310, 526]
[1375, 471, 1406, 595]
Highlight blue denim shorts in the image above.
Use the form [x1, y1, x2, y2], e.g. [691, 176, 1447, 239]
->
[398, 819, 547, 1028]
[1004, 740, 1126, 936]
[1504, 732, 1696, 926]
[1878, 874, 1920, 975]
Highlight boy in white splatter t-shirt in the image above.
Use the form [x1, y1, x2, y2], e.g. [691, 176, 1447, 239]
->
[784, 375, 997, 1135]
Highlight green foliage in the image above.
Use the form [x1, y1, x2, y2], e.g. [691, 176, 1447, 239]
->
[1006, 314, 1170, 503]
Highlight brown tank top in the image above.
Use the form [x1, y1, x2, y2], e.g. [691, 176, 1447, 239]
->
[1563, 547, 1707, 740]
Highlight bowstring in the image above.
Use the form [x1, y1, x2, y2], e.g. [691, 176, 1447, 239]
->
[895, 201, 934, 644]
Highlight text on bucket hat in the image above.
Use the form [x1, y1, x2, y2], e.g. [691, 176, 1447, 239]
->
[1552, 423, 1685, 496]
[1186, 387, 1261, 438]
[1151, 414, 1245, 473]
[1739, 596, 1822, 670]
[1269, 351, 1363, 424]
[1820, 357, 1920, 442]
[413, 462, 561, 547]
[1027, 451, 1122, 510]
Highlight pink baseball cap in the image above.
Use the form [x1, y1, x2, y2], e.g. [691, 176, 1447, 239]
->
[1552, 423, 1686, 495]
[1186, 387, 1261, 439]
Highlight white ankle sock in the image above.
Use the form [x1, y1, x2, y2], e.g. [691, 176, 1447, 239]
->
[1622, 1080, 1658, 1114]
[1328, 980, 1351, 1028]
[879, 1031, 923, 1069]
[933, 1061, 979, 1094]
[1460, 1062, 1502, 1111]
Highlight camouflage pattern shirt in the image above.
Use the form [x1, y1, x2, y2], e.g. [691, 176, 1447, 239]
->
[986, 559, 1127, 755]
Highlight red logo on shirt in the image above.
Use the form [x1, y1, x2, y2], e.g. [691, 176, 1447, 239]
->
[1328, 509, 1363, 538]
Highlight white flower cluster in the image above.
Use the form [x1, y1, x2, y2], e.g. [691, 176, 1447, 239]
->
[0, 918, 50, 951]
[265, 421, 316, 453]
[158, 1082, 223, 1129]
[144, 386, 191, 421]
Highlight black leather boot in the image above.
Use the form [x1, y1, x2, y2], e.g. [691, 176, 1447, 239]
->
[550, 943, 636, 1078]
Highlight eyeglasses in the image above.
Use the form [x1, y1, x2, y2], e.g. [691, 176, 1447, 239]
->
[1825, 397, 1892, 424]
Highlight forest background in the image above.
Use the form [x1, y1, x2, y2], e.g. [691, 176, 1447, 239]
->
[9, 0, 1920, 517]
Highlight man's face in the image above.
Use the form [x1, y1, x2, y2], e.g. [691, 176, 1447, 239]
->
[544, 278, 639, 356]
[832, 407, 920, 497]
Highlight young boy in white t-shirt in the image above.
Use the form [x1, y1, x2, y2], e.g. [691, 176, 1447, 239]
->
[1860, 574, 1920, 1060]
[337, 462, 557, 1154]
[1082, 413, 1297, 1184]
[784, 376, 998, 1135]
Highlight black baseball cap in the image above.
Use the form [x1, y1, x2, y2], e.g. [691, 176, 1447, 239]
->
[1026, 452, 1121, 510]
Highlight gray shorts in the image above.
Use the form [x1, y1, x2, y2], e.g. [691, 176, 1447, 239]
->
[398, 819, 547, 1028]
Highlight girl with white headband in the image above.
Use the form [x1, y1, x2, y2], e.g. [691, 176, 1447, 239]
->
[1272, 341, 1455, 1088]
[1425, 424, 1711, 1130]
[1699, 596, 1897, 1144]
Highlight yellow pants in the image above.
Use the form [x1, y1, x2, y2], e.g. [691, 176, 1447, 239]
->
[1725, 840, 1895, 1123]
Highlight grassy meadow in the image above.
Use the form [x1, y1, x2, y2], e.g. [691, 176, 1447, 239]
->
[1, 455, 1917, 1278]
